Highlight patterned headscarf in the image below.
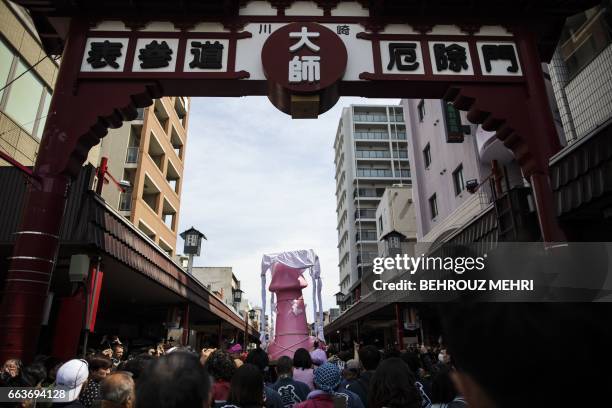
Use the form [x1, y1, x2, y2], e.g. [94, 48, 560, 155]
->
[313, 362, 341, 393]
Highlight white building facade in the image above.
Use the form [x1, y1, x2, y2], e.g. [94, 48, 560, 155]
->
[333, 104, 411, 304]
[401, 98, 525, 243]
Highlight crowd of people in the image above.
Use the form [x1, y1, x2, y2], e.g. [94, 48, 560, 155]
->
[0, 304, 608, 407]
[0, 337, 468, 408]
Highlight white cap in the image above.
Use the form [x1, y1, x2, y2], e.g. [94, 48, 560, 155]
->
[55, 359, 89, 402]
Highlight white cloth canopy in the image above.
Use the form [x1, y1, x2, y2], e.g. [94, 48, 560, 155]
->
[260, 249, 325, 348]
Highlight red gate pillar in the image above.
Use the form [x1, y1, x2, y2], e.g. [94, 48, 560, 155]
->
[516, 28, 567, 245]
[447, 28, 567, 246]
[0, 175, 69, 363]
[0, 19, 159, 362]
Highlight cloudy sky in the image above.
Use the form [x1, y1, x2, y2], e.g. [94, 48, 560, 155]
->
[177, 96, 398, 318]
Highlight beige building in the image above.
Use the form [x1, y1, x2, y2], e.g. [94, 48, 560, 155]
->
[191, 266, 251, 315]
[1, 4, 189, 257]
[88, 97, 189, 256]
[0, 1, 58, 165]
[375, 185, 417, 258]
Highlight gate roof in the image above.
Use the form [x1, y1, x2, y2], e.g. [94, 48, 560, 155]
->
[15, 0, 599, 60]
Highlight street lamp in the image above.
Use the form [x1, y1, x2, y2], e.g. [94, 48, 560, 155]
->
[382, 230, 406, 257]
[179, 227, 206, 275]
[248, 309, 256, 320]
[335, 291, 345, 306]
[232, 286, 243, 305]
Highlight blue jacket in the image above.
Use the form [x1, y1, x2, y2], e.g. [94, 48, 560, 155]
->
[270, 377, 311, 407]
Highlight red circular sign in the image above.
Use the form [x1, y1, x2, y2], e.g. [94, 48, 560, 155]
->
[261, 22, 348, 93]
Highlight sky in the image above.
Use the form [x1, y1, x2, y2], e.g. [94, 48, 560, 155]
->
[177, 96, 399, 319]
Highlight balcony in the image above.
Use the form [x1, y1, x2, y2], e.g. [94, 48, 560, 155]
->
[395, 169, 411, 178]
[355, 208, 377, 220]
[357, 168, 393, 178]
[142, 174, 161, 213]
[353, 114, 388, 122]
[162, 198, 177, 232]
[153, 100, 170, 131]
[148, 133, 165, 173]
[125, 146, 139, 164]
[118, 192, 132, 212]
[354, 131, 389, 140]
[354, 188, 385, 199]
[166, 160, 181, 194]
[356, 150, 391, 159]
[356, 231, 377, 242]
[170, 126, 184, 160]
[136, 108, 145, 121]
[357, 252, 378, 265]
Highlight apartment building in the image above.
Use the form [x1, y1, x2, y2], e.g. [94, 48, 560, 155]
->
[549, 2, 612, 144]
[548, 1, 612, 241]
[88, 96, 189, 256]
[402, 98, 533, 244]
[333, 104, 411, 306]
[403, 99, 488, 242]
[0, 1, 58, 165]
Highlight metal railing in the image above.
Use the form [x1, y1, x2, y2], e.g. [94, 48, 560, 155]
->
[125, 147, 139, 163]
[357, 168, 393, 177]
[396, 169, 411, 178]
[354, 131, 389, 140]
[357, 252, 378, 264]
[354, 188, 383, 198]
[356, 150, 392, 159]
[356, 231, 378, 241]
[355, 209, 377, 219]
[119, 192, 132, 211]
[354, 114, 388, 122]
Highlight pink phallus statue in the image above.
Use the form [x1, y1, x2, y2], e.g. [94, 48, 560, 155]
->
[260, 250, 324, 360]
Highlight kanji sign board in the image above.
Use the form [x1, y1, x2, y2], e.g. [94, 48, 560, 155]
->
[78, 6, 525, 117]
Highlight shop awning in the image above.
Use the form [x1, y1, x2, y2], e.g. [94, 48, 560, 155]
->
[0, 165, 257, 337]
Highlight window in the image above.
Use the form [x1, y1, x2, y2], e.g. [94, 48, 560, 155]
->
[429, 194, 438, 219]
[453, 165, 465, 195]
[4, 61, 46, 135]
[0, 40, 13, 101]
[444, 102, 464, 143]
[423, 143, 432, 168]
[559, 4, 612, 77]
[378, 216, 383, 232]
[0, 40, 53, 139]
[417, 99, 426, 122]
[36, 91, 51, 139]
